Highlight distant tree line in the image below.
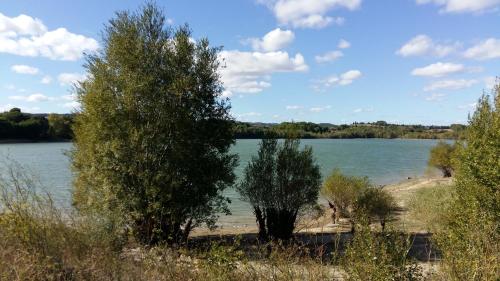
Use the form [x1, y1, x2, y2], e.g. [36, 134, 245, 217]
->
[234, 121, 466, 139]
[0, 108, 73, 141]
[1, 108, 465, 141]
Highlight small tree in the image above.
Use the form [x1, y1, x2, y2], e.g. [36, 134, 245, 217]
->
[237, 136, 321, 240]
[355, 188, 397, 231]
[428, 141, 456, 177]
[72, 4, 237, 245]
[321, 169, 370, 232]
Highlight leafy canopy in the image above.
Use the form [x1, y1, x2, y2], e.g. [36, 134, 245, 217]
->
[71, 3, 237, 245]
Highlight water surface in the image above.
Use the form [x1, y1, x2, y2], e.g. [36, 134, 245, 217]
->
[0, 139, 440, 226]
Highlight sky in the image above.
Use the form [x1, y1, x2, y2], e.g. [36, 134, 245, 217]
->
[0, 0, 499, 125]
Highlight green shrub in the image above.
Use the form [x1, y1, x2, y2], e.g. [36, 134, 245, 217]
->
[342, 218, 424, 281]
[356, 188, 397, 231]
[428, 141, 456, 177]
[237, 136, 322, 240]
[435, 81, 500, 280]
[321, 169, 370, 231]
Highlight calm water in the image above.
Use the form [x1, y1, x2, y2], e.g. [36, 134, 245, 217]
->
[0, 139, 441, 227]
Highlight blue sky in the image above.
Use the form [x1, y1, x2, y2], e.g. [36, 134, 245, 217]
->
[0, 0, 499, 125]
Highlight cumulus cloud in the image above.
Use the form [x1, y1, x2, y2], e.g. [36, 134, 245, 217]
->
[0, 12, 98, 60]
[9, 93, 51, 102]
[259, 0, 361, 29]
[41, 75, 52, 84]
[315, 50, 343, 63]
[219, 50, 308, 96]
[247, 28, 295, 52]
[314, 69, 362, 91]
[397, 35, 458, 57]
[11, 64, 39, 75]
[286, 105, 303, 110]
[424, 79, 478, 91]
[415, 0, 500, 13]
[463, 38, 500, 60]
[338, 39, 351, 49]
[313, 70, 362, 91]
[58, 73, 87, 86]
[411, 62, 464, 77]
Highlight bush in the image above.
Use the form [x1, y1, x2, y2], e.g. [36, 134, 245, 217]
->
[342, 218, 424, 281]
[435, 81, 500, 280]
[321, 169, 370, 232]
[428, 141, 456, 177]
[355, 188, 397, 231]
[237, 136, 321, 240]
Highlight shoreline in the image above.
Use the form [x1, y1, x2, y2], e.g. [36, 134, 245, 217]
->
[191, 176, 453, 237]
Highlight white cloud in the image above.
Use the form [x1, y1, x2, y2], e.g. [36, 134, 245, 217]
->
[9, 93, 51, 102]
[11, 64, 39, 75]
[247, 28, 295, 52]
[353, 107, 373, 113]
[397, 35, 458, 57]
[425, 93, 446, 101]
[315, 50, 343, 63]
[314, 69, 362, 91]
[41, 75, 52, 84]
[58, 73, 87, 86]
[463, 38, 500, 60]
[338, 39, 351, 49]
[484, 76, 497, 89]
[0, 12, 98, 61]
[236, 112, 263, 121]
[415, 0, 500, 13]
[424, 79, 478, 91]
[458, 102, 477, 109]
[411, 62, 464, 77]
[286, 105, 303, 110]
[219, 50, 308, 96]
[310, 105, 331, 112]
[63, 101, 80, 109]
[260, 0, 361, 29]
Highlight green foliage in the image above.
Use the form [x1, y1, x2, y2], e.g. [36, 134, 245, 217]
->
[47, 114, 73, 139]
[428, 141, 456, 177]
[356, 188, 397, 231]
[71, 3, 237, 245]
[0, 108, 50, 140]
[321, 169, 370, 230]
[237, 136, 321, 240]
[435, 81, 500, 280]
[235, 121, 464, 140]
[342, 218, 424, 281]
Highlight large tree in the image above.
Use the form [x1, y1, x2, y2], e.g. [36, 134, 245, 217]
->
[71, 4, 237, 245]
[237, 136, 321, 240]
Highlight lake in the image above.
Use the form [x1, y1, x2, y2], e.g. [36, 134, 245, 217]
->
[0, 139, 441, 227]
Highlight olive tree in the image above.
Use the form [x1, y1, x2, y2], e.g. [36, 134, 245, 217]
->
[321, 169, 370, 232]
[72, 4, 237, 245]
[237, 137, 321, 240]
